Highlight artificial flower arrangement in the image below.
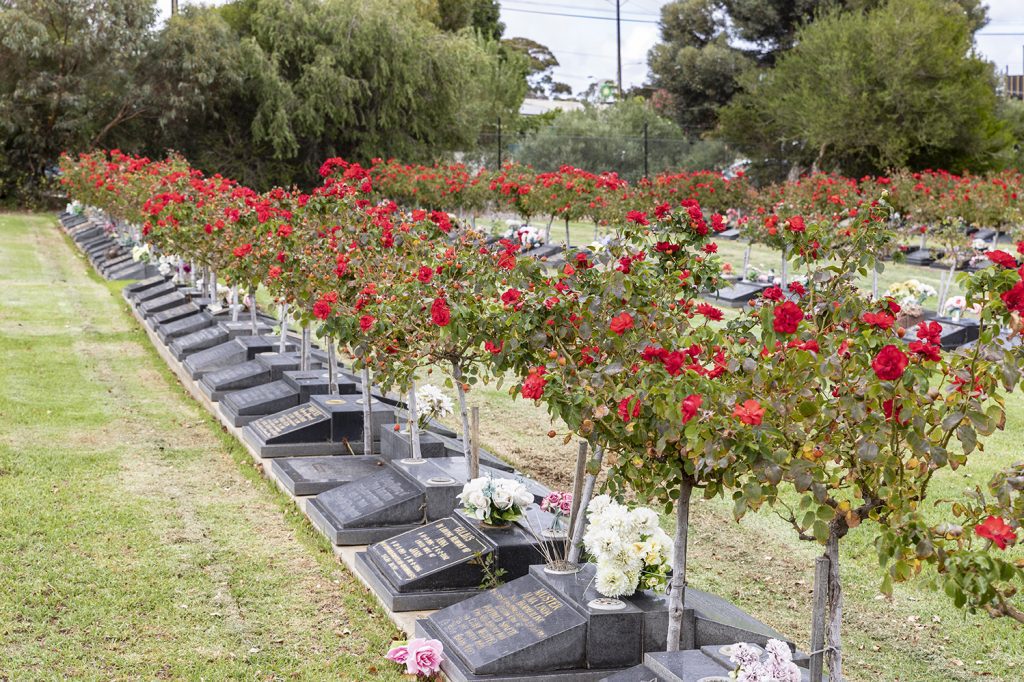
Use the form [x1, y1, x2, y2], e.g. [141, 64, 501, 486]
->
[539, 491, 573, 536]
[581, 495, 672, 600]
[131, 243, 153, 262]
[885, 278, 937, 308]
[414, 384, 453, 430]
[503, 223, 545, 252]
[385, 638, 444, 679]
[65, 200, 83, 215]
[458, 476, 534, 526]
[942, 295, 967, 320]
[726, 639, 800, 682]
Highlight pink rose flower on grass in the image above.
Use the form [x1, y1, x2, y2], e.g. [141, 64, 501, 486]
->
[388, 638, 443, 677]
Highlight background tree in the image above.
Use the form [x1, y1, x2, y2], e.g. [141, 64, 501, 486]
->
[718, 0, 1008, 179]
[502, 37, 572, 98]
[0, 0, 156, 204]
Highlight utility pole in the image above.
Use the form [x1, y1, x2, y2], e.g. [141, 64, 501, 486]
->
[616, 0, 623, 97]
[497, 117, 502, 168]
[643, 122, 649, 180]
[171, 0, 179, 15]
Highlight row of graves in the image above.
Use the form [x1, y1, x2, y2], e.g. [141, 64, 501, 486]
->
[62, 210, 820, 681]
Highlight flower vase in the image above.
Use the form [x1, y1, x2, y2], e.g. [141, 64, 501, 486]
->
[541, 513, 567, 539]
[542, 559, 580, 575]
[479, 520, 512, 531]
[587, 597, 627, 611]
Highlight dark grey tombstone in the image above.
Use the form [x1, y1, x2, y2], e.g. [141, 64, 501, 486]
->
[183, 335, 282, 379]
[219, 381, 299, 426]
[199, 359, 273, 401]
[716, 228, 741, 240]
[139, 292, 187, 316]
[379, 424, 448, 460]
[123, 275, 168, 296]
[600, 665, 668, 681]
[107, 261, 154, 281]
[708, 281, 768, 308]
[131, 280, 178, 303]
[904, 248, 935, 266]
[169, 325, 230, 360]
[268, 455, 387, 496]
[416, 572, 589, 679]
[151, 303, 200, 326]
[903, 317, 979, 349]
[157, 312, 214, 343]
[640, 651, 732, 682]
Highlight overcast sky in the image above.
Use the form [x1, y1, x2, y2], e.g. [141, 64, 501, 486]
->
[160, 0, 1024, 95]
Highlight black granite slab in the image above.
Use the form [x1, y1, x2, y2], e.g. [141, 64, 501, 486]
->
[151, 303, 200, 326]
[139, 292, 187, 316]
[123, 275, 168, 295]
[268, 455, 387, 496]
[169, 325, 230, 360]
[379, 424, 448, 460]
[306, 466, 427, 544]
[131, 281, 178, 303]
[219, 380, 300, 426]
[707, 281, 768, 308]
[904, 248, 935, 266]
[199, 359, 274, 401]
[156, 312, 214, 343]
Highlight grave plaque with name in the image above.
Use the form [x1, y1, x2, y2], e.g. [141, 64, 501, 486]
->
[123, 275, 167, 296]
[306, 466, 426, 545]
[151, 302, 200, 326]
[219, 380, 299, 426]
[169, 325, 229, 359]
[904, 248, 935, 266]
[366, 517, 492, 592]
[268, 455, 386, 496]
[182, 340, 249, 379]
[282, 370, 356, 402]
[607, 651, 731, 682]
[132, 281, 177, 303]
[157, 312, 213, 343]
[707, 281, 768, 308]
[249, 402, 332, 444]
[107, 261, 153, 281]
[200, 360, 268, 401]
[419, 574, 588, 677]
[139, 292, 187, 316]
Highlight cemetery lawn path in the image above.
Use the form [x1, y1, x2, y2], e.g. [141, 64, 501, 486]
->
[0, 213, 404, 679]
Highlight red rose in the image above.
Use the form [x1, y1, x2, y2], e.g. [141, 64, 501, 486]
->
[484, 340, 503, 354]
[276, 223, 293, 237]
[521, 367, 547, 400]
[696, 303, 724, 322]
[268, 266, 282, 279]
[610, 312, 634, 335]
[501, 288, 522, 306]
[359, 315, 375, 332]
[703, 242, 718, 254]
[654, 203, 672, 219]
[681, 394, 702, 424]
[772, 302, 803, 335]
[313, 299, 331, 320]
[975, 515, 1017, 549]
[788, 281, 806, 297]
[882, 397, 905, 424]
[908, 340, 941, 361]
[233, 243, 253, 258]
[733, 399, 764, 425]
[1000, 280, 1024, 314]
[871, 345, 908, 380]
[430, 297, 451, 326]
[617, 395, 641, 422]
[655, 241, 680, 255]
[861, 311, 895, 330]
[417, 266, 434, 283]
[986, 250, 1018, 269]
[786, 215, 805, 232]
[916, 321, 942, 345]
[762, 286, 784, 302]
[626, 210, 649, 226]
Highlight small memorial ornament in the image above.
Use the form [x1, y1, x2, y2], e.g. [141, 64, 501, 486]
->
[539, 490, 573, 537]
[385, 638, 444, 679]
[725, 638, 800, 682]
[414, 384, 453, 430]
[458, 476, 533, 527]
[582, 495, 672, 609]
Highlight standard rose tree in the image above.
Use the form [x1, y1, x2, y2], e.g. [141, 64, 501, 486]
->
[722, 203, 1023, 680]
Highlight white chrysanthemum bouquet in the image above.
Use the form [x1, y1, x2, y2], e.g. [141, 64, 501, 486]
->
[458, 476, 534, 526]
[414, 384, 453, 430]
[582, 495, 672, 598]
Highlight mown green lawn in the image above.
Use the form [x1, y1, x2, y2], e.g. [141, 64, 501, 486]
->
[0, 214, 403, 680]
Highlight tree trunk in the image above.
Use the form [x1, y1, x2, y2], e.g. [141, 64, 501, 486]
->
[230, 284, 240, 322]
[825, 529, 845, 681]
[407, 380, 422, 460]
[362, 365, 373, 456]
[544, 215, 554, 242]
[871, 270, 878, 300]
[780, 247, 789, 288]
[666, 477, 694, 652]
[567, 446, 604, 564]
[209, 270, 217, 306]
[938, 258, 957, 315]
[742, 243, 752, 281]
[278, 303, 289, 354]
[249, 287, 259, 335]
[452, 361, 473, 481]
[565, 217, 571, 248]
[327, 340, 339, 396]
[300, 325, 311, 371]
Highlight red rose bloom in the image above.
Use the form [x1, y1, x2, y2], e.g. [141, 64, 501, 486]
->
[861, 311, 895, 329]
[313, 299, 331, 320]
[610, 312, 634, 335]
[786, 215, 806, 232]
[975, 515, 1017, 549]
[772, 302, 803, 334]
[762, 286, 784, 302]
[276, 223, 293, 237]
[1000, 280, 1024, 314]
[417, 266, 434, 283]
[986, 250, 1018, 269]
[430, 297, 451, 326]
[909, 340, 941, 361]
[733, 399, 764, 425]
[359, 315, 375, 332]
[501, 288, 522, 306]
[617, 396, 641, 422]
[484, 340, 503, 354]
[696, 303, 724, 321]
[233, 243, 253, 258]
[680, 394, 702, 424]
[871, 344, 908, 380]
[521, 367, 547, 400]
[916, 321, 942, 345]
[268, 266, 282, 279]
[626, 210, 649, 226]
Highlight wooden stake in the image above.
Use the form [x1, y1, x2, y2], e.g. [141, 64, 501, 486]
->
[568, 442, 587, 536]
[810, 555, 830, 682]
[470, 406, 480, 479]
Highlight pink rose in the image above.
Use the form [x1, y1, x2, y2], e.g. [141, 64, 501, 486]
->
[404, 638, 444, 676]
[385, 643, 408, 666]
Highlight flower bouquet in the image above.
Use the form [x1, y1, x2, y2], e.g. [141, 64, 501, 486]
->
[942, 295, 967, 321]
[725, 639, 800, 682]
[414, 384, 453, 431]
[539, 491, 573, 538]
[581, 495, 672, 608]
[386, 638, 444, 679]
[504, 223, 545, 252]
[458, 476, 533, 527]
[886, 278, 937, 326]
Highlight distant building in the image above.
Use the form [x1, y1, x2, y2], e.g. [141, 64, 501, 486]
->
[1005, 74, 1024, 99]
[518, 98, 586, 116]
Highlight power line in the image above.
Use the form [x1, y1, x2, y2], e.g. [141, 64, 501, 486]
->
[502, 7, 660, 24]
[503, 0, 659, 18]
